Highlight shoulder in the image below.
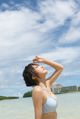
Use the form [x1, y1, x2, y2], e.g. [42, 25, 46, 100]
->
[32, 86, 43, 102]
[32, 86, 43, 116]
[32, 86, 42, 94]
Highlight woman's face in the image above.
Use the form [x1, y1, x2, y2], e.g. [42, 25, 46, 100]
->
[32, 64, 48, 76]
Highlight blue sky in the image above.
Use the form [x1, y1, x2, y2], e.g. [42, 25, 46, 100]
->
[0, 0, 80, 97]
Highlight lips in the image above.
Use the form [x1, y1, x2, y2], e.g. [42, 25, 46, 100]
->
[43, 68, 45, 70]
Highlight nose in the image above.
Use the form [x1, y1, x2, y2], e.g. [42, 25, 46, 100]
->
[41, 66, 43, 68]
[39, 66, 43, 68]
[41, 66, 44, 69]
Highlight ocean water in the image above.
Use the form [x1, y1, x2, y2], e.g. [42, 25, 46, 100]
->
[0, 92, 80, 119]
[57, 92, 80, 119]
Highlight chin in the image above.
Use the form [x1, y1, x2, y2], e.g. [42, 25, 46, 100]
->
[44, 70, 48, 74]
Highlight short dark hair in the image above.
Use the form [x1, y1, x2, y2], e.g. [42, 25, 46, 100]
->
[22, 63, 39, 86]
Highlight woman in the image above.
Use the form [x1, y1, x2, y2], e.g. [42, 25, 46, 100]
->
[23, 56, 64, 119]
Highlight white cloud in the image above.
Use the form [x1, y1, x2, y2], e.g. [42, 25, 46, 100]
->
[39, 47, 80, 76]
[59, 11, 80, 44]
[61, 28, 80, 43]
[0, 8, 42, 61]
[40, 47, 80, 63]
[63, 70, 80, 76]
[37, 0, 76, 32]
[0, 0, 80, 96]
[0, 7, 42, 95]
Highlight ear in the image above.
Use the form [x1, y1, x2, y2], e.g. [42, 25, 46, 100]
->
[32, 76, 36, 80]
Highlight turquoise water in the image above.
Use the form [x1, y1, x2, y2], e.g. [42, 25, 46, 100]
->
[0, 92, 80, 119]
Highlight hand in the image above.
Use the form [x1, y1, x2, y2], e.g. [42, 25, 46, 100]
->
[33, 56, 45, 63]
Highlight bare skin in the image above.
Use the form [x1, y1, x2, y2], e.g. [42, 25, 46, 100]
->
[32, 56, 64, 119]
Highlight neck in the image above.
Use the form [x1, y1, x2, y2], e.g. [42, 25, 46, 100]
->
[39, 81, 47, 88]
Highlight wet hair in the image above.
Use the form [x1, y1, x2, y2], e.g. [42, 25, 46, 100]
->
[22, 63, 39, 86]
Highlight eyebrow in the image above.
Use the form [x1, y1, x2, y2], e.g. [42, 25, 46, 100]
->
[34, 64, 39, 67]
[33, 64, 39, 68]
[33, 63, 39, 66]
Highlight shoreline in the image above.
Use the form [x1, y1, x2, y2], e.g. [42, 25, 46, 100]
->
[0, 96, 19, 101]
[0, 90, 80, 100]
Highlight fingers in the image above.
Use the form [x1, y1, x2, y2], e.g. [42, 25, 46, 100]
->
[33, 56, 39, 61]
[33, 59, 37, 63]
[33, 57, 38, 63]
[32, 56, 43, 63]
[33, 56, 37, 60]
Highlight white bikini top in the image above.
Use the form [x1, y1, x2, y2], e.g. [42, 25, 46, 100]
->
[42, 95, 58, 114]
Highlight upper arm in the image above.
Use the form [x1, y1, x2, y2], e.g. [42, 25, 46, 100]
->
[32, 87, 43, 119]
[46, 67, 63, 87]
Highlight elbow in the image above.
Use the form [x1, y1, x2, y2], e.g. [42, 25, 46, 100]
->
[60, 65, 64, 71]
[56, 66, 64, 72]
[57, 65, 64, 71]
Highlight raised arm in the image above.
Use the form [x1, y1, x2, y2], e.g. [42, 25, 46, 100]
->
[44, 59, 64, 87]
[33, 56, 64, 87]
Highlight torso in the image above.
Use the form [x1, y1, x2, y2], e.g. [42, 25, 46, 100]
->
[41, 87, 57, 119]
[32, 85, 58, 119]
[42, 112, 57, 119]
